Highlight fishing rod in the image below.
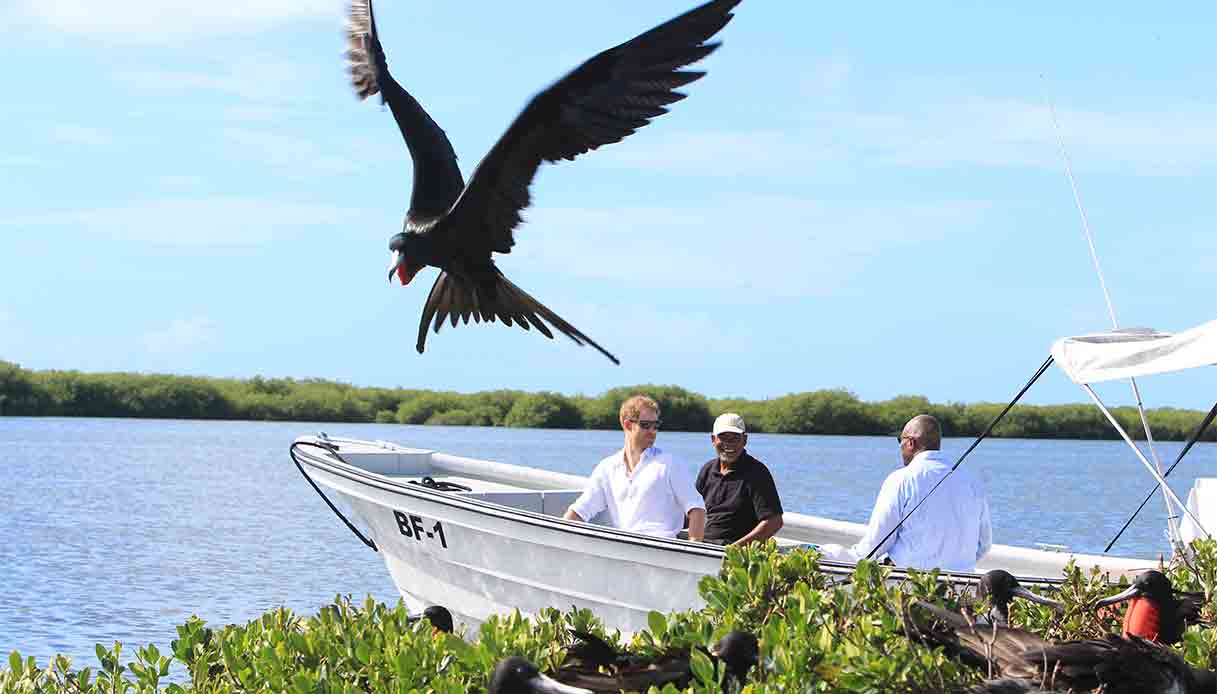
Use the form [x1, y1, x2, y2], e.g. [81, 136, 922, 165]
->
[1104, 400, 1217, 553]
[1041, 77, 1183, 552]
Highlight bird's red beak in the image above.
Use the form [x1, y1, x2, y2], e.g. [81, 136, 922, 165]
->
[388, 251, 421, 285]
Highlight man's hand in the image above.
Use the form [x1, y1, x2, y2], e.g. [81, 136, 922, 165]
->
[730, 515, 784, 547]
[686, 508, 706, 542]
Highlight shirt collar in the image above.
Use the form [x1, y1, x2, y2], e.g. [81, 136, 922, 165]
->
[910, 449, 946, 467]
[618, 446, 659, 466]
[717, 451, 752, 474]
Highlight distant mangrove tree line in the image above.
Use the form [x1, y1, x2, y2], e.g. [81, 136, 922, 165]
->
[0, 360, 1212, 440]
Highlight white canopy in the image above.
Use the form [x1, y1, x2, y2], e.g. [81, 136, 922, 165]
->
[1050, 319, 1217, 385]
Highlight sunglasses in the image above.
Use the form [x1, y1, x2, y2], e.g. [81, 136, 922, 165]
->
[631, 419, 662, 431]
[896, 434, 914, 444]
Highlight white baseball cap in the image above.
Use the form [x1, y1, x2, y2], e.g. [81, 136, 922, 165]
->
[713, 413, 746, 435]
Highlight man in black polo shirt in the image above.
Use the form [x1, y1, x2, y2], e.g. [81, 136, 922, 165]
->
[696, 413, 784, 546]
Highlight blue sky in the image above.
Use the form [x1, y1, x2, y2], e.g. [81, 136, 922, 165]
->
[1, 1, 1213, 409]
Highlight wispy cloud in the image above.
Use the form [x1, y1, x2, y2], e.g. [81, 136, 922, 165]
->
[511, 195, 993, 296]
[218, 128, 362, 178]
[48, 124, 114, 148]
[798, 55, 853, 107]
[154, 175, 208, 189]
[220, 107, 280, 123]
[0, 309, 17, 355]
[1, 197, 354, 245]
[110, 56, 316, 105]
[0, 155, 49, 168]
[11, 0, 332, 42]
[143, 317, 217, 354]
[854, 93, 1217, 174]
[597, 67, 1216, 178]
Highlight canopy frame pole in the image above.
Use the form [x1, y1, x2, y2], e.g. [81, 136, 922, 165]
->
[1104, 399, 1217, 553]
[1081, 385, 1206, 543]
[1125, 380, 1182, 549]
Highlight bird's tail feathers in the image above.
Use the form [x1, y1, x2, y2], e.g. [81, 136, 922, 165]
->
[416, 271, 619, 364]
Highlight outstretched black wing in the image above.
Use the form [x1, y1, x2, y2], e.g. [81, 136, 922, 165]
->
[444, 0, 741, 254]
[1176, 590, 1208, 628]
[562, 630, 625, 671]
[346, 0, 465, 223]
[416, 270, 619, 364]
[1020, 636, 1197, 694]
[903, 601, 1048, 678]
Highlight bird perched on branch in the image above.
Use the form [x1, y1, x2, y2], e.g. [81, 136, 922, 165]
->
[405, 604, 453, 633]
[903, 600, 1047, 677]
[1095, 569, 1207, 645]
[345, 0, 743, 363]
[489, 656, 591, 694]
[905, 600, 1216, 694]
[555, 629, 758, 693]
[973, 569, 1063, 626]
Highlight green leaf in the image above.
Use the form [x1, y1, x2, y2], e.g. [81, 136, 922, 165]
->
[8, 651, 21, 676]
[292, 672, 315, 694]
[689, 647, 716, 686]
[647, 611, 667, 638]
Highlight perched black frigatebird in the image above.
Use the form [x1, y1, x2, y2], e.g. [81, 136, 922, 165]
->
[1095, 569, 1207, 646]
[974, 569, 1064, 626]
[903, 600, 1048, 676]
[1013, 635, 1217, 694]
[405, 604, 453, 633]
[346, 0, 743, 364]
[906, 600, 1215, 694]
[489, 656, 591, 694]
[556, 629, 758, 693]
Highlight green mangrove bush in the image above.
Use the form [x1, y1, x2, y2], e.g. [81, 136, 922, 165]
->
[2, 361, 1212, 441]
[5, 539, 1214, 693]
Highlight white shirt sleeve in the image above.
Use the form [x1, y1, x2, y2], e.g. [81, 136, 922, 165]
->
[667, 456, 705, 514]
[569, 462, 608, 521]
[975, 482, 993, 561]
[849, 470, 905, 561]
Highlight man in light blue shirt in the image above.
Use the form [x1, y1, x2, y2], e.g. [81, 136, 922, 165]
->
[832, 414, 992, 572]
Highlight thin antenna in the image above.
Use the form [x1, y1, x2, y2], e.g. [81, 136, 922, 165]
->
[1040, 76, 1183, 552]
[1042, 79, 1119, 328]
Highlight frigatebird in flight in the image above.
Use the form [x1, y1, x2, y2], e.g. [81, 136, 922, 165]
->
[346, 0, 743, 364]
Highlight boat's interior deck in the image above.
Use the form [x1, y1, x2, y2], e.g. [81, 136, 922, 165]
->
[402, 473, 591, 520]
[413, 475, 527, 494]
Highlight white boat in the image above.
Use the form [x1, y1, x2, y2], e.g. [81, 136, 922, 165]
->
[290, 321, 1214, 635]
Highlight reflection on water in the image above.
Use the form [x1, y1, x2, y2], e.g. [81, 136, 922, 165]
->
[0, 416, 1210, 671]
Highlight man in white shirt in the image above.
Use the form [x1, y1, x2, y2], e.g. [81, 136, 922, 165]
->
[824, 414, 991, 572]
[563, 395, 706, 540]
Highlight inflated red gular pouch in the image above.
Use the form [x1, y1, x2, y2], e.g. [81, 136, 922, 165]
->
[1122, 596, 1162, 642]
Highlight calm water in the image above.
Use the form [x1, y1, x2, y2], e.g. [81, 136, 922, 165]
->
[0, 416, 1212, 671]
